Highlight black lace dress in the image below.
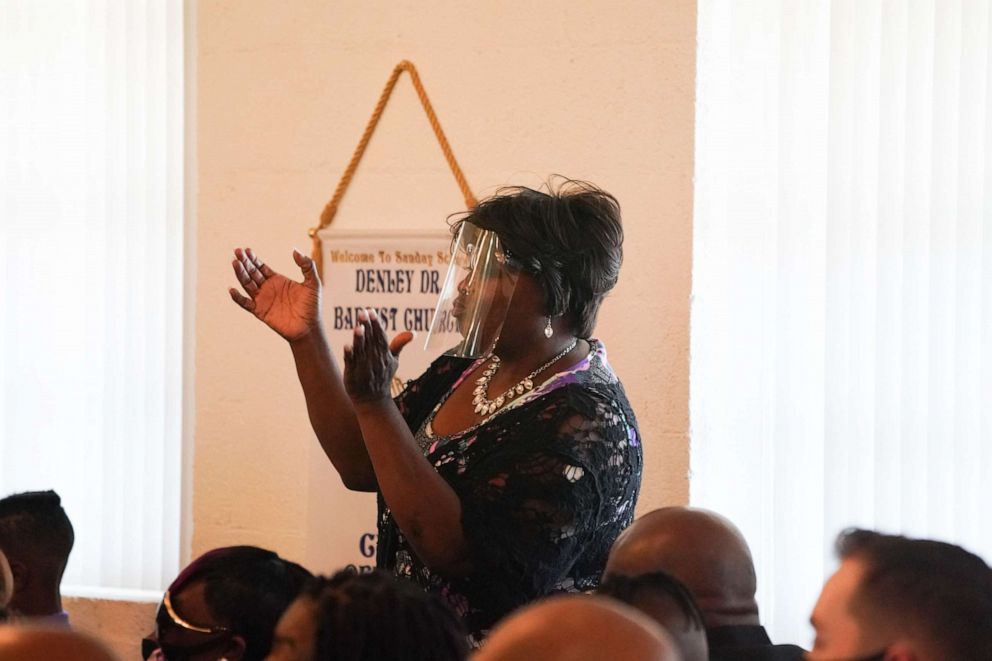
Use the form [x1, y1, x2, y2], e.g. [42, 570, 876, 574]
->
[376, 340, 642, 643]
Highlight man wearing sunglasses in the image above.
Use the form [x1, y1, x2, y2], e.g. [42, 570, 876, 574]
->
[143, 546, 312, 661]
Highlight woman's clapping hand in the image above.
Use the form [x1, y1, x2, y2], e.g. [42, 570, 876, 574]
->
[343, 308, 414, 404]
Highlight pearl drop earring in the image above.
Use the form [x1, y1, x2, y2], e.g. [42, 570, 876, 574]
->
[544, 316, 554, 338]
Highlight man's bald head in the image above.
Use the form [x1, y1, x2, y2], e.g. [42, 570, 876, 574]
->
[475, 595, 683, 661]
[605, 507, 759, 627]
[0, 627, 119, 661]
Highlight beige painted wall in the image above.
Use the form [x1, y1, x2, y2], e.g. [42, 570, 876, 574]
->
[194, 0, 695, 566]
[65, 596, 158, 659]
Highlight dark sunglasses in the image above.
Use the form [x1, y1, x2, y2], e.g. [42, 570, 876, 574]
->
[141, 589, 233, 661]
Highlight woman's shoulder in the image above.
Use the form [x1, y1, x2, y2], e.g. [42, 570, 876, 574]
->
[547, 380, 639, 442]
[545, 340, 634, 410]
[505, 340, 639, 445]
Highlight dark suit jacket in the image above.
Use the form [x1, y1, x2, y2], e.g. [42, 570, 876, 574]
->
[707, 625, 807, 661]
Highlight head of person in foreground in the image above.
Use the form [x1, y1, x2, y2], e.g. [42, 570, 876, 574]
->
[472, 594, 683, 661]
[598, 570, 708, 661]
[808, 528, 992, 661]
[605, 506, 761, 628]
[143, 545, 313, 661]
[265, 568, 469, 661]
[0, 489, 74, 620]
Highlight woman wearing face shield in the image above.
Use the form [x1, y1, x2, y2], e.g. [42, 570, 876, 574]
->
[229, 179, 642, 645]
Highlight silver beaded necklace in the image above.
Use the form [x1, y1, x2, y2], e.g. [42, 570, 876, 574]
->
[472, 339, 578, 417]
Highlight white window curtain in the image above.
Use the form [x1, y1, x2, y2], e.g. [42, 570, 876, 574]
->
[692, 0, 992, 647]
[0, 0, 184, 593]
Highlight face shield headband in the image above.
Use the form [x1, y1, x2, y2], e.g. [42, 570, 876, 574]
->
[425, 222, 520, 358]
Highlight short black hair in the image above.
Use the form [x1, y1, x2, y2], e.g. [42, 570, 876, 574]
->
[0, 490, 74, 575]
[455, 178, 624, 338]
[302, 568, 469, 661]
[598, 570, 706, 633]
[171, 546, 313, 661]
[837, 528, 992, 661]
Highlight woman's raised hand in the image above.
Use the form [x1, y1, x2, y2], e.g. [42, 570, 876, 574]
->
[229, 247, 321, 342]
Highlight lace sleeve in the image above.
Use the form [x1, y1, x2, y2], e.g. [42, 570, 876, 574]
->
[453, 389, 641, 615]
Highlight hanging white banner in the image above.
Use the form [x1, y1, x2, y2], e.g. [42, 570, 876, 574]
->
[304, 228, 458, 574]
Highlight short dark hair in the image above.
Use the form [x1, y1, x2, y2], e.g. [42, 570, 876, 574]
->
[598, 570, 706, 633]
[303, 568, 469, 661]
[837, 528, 992, 661]
[455, 178, 624, 338]
[171, 546, 313, 661]
[0, 490, 74, 575]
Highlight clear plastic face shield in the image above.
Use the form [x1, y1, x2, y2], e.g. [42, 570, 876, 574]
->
[425, 222, 519, 358]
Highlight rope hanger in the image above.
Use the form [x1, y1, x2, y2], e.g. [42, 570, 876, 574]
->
[309, 60, 477, 275]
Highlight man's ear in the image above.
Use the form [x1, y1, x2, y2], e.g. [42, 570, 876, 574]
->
[883, 642, 920, 661]
[219, 634, 247, 661]
[8, 560, 28, 593]
[0, 560, 13, 607]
